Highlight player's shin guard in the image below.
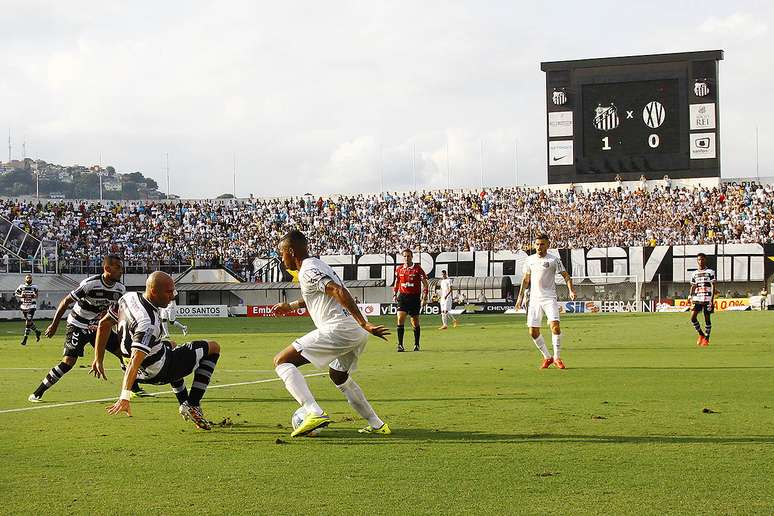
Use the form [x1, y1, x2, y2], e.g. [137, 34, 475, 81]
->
[336, 377, 384, 428]
[692, 321, 705, 337]
[551, 333, 562, 359]
[704, 323, 712, 340]
[532, 335, 550, 359]
[187, 353, 219, 406]
[397, 325, 405, 346]
[171, 379, 188, 405]
[275, 362, 323, 416]
[33, 362, 73, 397]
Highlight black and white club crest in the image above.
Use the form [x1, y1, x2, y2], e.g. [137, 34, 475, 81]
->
[552, 89, 567, 106]
[593, 103, 619, 131]
[643, 101, 666, 129]
[694, 79, 710, 97]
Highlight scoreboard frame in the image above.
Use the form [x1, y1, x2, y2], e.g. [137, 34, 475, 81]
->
[540, 50, 723, 184]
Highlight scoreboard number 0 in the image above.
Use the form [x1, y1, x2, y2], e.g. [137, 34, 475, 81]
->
[648, 134, 660, 148]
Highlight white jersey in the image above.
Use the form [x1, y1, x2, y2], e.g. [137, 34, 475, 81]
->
[439, 278, 453, 300]
[690, 268, 716, 303]
[523, 253, 566, 301]
[160, 301, 177, 322]
[299, 257, 363, 334]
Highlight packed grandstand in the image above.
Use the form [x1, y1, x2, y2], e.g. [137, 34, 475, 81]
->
[1, 179, 771, 277]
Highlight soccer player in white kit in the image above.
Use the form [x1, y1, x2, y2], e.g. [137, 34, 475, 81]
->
[515, 234, 576, 369]
[160, 300, 188, 338]
[272, 230, 392, 437]
[438, 270, 458, 330]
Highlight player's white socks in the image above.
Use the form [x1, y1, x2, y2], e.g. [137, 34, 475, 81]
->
[532, 335, 550, 359]
[275, 363, 323, 416]
[441, 312, 448, 326]
[552, 333, 562, 359]
[336, 377, 384, 428]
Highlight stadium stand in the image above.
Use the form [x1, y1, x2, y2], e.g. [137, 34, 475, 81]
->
[1, 180, 771, 276]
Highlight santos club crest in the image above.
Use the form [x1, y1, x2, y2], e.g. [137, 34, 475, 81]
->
[593, 103, 619, 131]
[694, 80, 710, 97]
[643, 101, 666, 129]
[552, 88, 567, 106]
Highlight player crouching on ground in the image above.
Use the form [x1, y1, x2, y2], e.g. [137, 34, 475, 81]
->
[515, 234, 576, 369]
[272, 230, 392, 437]
[90, 271, 220, 430]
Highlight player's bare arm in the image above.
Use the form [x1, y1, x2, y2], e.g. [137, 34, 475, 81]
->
[272, 298, 306, 315]
[325, 281, 390, 340]
[420, 276, 429, 306]
[45, 294, 75, 337]
[107, 348, 147, 417]
[561, 271, 577, 300]
[90, 313, 117, 380]
[516, 272, 530, 309]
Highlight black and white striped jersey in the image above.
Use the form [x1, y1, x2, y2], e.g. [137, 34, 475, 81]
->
[15, 284, 39, 310]
[690, 268, 716, 303]
[66, 274, 126, 329]
[107, 292, 167, 381]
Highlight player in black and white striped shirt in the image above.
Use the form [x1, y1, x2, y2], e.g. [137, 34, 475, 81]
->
[15, 274, 42, 345]
[91, 271, 221, 430]
[28, 255, 131, 402]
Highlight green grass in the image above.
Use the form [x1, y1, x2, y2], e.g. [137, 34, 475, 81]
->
[0, 312, 772, 515]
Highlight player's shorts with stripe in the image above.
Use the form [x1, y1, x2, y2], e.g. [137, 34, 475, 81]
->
[397, 293, 421, 316]
[21, 309, 36, 322]
[526, 298, 560, 328]
[293, 327, 369, 372]
[63, 324, 120, 358]
[142, 341, 209, 385]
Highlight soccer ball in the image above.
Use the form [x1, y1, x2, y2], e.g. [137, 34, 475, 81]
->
[291, 406, 321, 437]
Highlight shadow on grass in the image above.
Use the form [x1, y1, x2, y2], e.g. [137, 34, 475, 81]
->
[304, 429, 774, 446]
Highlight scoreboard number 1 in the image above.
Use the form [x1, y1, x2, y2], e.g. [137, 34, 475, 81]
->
[601, 134, 660, 150]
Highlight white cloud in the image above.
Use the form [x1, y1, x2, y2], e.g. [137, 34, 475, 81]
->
[699, 13, 768, 39]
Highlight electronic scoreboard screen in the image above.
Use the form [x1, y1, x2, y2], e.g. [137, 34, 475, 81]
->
[581, 79, 681, 158]
[541, 51, 723, 184]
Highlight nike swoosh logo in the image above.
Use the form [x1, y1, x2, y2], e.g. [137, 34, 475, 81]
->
[552, 155, 567, 161]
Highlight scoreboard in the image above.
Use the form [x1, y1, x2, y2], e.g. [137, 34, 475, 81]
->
[540, 51, 723, 184]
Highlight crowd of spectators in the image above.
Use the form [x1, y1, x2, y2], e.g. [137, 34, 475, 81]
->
[1, 180, 771, 276]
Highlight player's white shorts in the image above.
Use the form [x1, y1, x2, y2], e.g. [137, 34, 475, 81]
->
[440, 297, 453, 312]
[293, 326, 369, 372]
[526, 298, 560, 328]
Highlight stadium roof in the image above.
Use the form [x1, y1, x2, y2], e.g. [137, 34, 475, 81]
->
[0, 274, 78, 292]
[175, 279, 385, 291]
[541, 50, 723, 71]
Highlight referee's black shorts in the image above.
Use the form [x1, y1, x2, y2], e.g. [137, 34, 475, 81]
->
[397, 293, 421, 316]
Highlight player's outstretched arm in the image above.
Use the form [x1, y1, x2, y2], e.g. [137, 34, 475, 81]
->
[515, 273, 530, 309]
[45, 294, 75, 338]
[107, 349, 146, 417]
[272, 298, 306, 315]
[90, 314, 116, 380]
[561, 271, 577, 301]
[325, 282, 390, 340]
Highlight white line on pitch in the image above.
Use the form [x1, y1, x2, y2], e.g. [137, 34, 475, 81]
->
[0, 372, 327, 415]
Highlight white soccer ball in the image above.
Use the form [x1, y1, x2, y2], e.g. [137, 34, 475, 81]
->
[291, 406, 321, 437]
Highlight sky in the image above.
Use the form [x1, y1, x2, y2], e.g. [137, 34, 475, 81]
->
[1, 0, 772, 198]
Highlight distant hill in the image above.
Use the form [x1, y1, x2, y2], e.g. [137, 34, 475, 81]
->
[0, 158, 169, 200]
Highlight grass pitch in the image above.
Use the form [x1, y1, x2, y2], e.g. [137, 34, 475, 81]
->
[1, 312, 772, 515]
